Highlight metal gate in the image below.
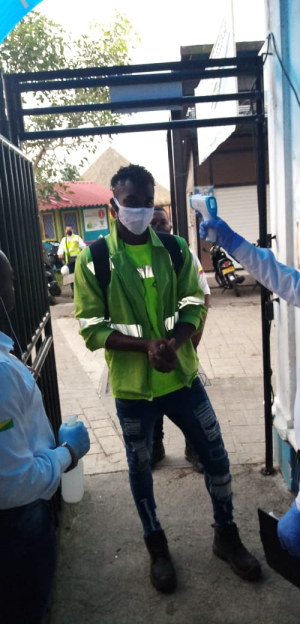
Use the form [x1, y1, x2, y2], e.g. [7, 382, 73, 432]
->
[0, 56, 273, 474]
[0, 135, 62, 481]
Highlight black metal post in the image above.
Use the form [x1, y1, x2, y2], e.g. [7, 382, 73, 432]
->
[171, 111, 189, 241]
[3, 75, 20, 146]
[167, 129, 178, 234]
[255, 71, 274, 475]
[0, 71, 9, 139]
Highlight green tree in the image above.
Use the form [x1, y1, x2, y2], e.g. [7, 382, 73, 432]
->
[0, 12, 137, 196]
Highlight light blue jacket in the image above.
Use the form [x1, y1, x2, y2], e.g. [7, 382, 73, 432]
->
[0, 332, 70, 509]
[235, 240, 300, 307]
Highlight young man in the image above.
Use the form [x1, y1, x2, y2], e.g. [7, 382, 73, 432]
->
[0, 250, 90, 623]
[150, 206, 211, 471]
[75, 164, 261, 593]
[58, 225, 86, 291]
[200, 216, 300, 559]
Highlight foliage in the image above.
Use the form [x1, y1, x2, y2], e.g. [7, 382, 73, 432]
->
[0, 11, 137, 197]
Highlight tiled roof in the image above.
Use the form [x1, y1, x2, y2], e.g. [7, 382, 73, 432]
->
[38, 181, 111, 211]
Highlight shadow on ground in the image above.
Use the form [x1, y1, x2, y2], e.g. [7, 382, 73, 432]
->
[50, 465, 300, 624]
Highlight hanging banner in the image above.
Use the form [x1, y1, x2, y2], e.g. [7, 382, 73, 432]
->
[195, 0, 237, 164]
[0, 0, 44, 44]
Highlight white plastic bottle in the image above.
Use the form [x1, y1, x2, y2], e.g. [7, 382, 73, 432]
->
[61, 415, 84, 503]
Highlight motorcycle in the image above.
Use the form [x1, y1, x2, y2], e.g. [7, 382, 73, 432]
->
[209, 244, 245, 297]
[42, 243, 61, 305]
[44, 260, 61, 305]
[43, 240, 63, 270]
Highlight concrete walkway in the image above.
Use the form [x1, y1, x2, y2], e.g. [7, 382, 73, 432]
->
[50, 467, 299, 624]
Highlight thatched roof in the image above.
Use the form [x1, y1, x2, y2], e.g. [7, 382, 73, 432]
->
[83, 147, 171, 206]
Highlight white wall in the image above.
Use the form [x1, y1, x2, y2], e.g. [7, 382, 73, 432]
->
[265, 0, 300, 445]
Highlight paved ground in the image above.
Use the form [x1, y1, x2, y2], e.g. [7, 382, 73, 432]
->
[50, 468, 299, 624]
[48, 283, 300, 624]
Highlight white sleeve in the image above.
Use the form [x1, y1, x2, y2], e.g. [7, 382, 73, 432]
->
[234, 240, 300, 307]
[79, 237, 86, 250]
[190, 249, 211, 296]
[0, 365, 70, 508]
[57, 238, 65, 256]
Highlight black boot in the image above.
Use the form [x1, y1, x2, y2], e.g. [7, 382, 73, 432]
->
[150, 439, 165, 469]
[213, 522, 261, 581]
[144, 529, 177, 592]
[184, 439, 204, 473]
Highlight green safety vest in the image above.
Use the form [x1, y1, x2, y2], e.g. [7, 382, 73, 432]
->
[74, 222, 207, 400]
[63, 235, 81, 261]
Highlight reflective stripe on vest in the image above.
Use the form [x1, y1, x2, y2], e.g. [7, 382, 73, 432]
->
[178, 295, 204, 309]
[108, 323, 143, 338]
[79, 316, 107, 329]
[136, 265, 154, 279]
[164, 312, 179, 331]
[64, 235, 81, 258]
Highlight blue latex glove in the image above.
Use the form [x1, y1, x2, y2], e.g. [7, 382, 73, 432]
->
[277, 500, 300, 558]
[58, 421, 90, 459]
[199, 217, 244, 256]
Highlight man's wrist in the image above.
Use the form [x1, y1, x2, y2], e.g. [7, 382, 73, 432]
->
[60, 442, 79, 472]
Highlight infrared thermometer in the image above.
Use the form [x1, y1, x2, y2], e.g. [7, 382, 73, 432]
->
[189, 195, 218, 242]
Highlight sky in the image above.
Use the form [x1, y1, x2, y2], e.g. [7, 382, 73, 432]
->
[38, 0, 266, 188]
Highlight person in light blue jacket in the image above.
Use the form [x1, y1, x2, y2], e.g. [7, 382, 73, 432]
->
[200, 217, 300, 559]
[0, 250, 90, 623]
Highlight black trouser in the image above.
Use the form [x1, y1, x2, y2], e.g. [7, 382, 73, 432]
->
[67, 258, 76, 291]
[0, 499, 56, 624]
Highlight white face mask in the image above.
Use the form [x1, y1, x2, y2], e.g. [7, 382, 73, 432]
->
[114, 198, 154, 235]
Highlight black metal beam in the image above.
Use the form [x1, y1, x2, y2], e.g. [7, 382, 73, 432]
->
[16, 67, 261, 94]
[20, 114, 263, 142]
[255, 74, 274, 475]
[9, 55, 262, 82]
[167, 129, 178, 235]
[22, 91, 262, 117]
[171, 110, 188, 241]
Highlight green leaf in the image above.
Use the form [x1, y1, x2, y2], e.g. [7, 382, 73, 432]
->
[0, 10, 138, 201]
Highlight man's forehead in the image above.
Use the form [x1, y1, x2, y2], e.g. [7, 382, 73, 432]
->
[115, 178, 154, 195]
[153, 209, 168, 219]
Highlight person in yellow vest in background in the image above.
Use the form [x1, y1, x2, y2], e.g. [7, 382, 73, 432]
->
[58, 226, 86, 292]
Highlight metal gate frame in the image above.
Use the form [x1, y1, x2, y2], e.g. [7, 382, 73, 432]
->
[0, 135, 62, 510]
[0, 55, 273, 473]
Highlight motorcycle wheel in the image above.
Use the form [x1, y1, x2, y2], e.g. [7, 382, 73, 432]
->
[48, 293, 56, 306]
[215, 272, 227, 289]
[233, 282, 241, 297]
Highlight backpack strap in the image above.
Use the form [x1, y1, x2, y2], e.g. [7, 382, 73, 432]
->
[89, 237, 110, 319]
[156, 232, 184, 276]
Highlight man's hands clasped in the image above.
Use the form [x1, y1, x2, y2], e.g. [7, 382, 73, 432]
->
[147, 338, 177, 373]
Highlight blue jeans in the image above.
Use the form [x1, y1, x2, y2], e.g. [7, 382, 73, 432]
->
[153, 416, 164, 441]
[116, 377, 233, 536]
[0, 499, 56, 623]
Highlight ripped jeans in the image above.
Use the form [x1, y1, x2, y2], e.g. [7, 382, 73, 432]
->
[115, 377, 233, 536]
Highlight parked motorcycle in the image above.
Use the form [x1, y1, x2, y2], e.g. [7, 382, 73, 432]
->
[210, 244, 245, 297]
[44, 261, 61, 305]
[42, 243, 61, 305]
[43, 240, 63, 270]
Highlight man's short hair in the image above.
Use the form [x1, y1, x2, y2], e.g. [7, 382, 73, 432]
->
[154, 206, 168, 213]
[111, 164, 155, 190]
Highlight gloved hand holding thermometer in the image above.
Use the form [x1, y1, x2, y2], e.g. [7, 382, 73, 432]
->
[199, 216, 244, 256]
[190, 195, 218, 242]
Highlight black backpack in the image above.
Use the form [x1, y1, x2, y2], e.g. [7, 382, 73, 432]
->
[90, 233, 184, 319]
